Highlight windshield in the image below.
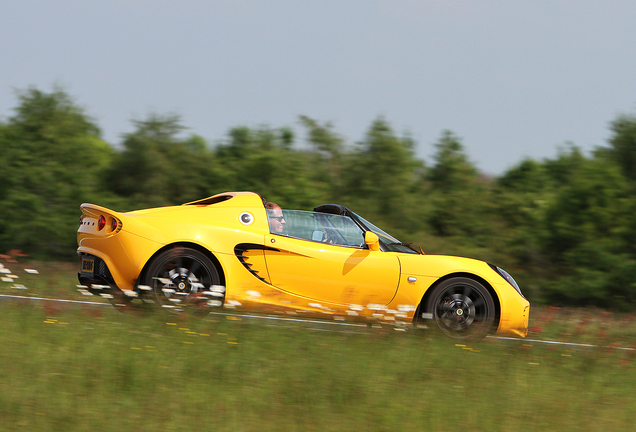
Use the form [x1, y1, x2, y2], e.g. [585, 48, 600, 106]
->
[267, 205, 421, 254]
[354, 214, 421, 254]
[267, 209, 365, 248]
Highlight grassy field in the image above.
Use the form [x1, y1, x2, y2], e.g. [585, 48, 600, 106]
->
[1, 261, 636, 431]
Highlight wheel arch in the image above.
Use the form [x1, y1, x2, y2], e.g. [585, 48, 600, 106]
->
[414, 272, 501, 332]
[136, 242, 226, 289]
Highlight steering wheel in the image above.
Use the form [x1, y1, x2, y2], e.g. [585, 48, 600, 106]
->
[323, 229, 337, 244]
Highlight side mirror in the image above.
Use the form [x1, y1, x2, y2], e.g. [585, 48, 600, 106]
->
[364, 231, 380, 251]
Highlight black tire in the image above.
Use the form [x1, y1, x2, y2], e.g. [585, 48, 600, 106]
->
[142, 247, 223, 316]
[425, 277, 496, 339]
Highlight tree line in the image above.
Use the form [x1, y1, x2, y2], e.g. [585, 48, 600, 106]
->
[2, 87, 636, 309]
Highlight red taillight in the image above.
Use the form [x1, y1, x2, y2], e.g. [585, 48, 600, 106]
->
[98, 215, 106, 231]
[111, 218, 118, 231]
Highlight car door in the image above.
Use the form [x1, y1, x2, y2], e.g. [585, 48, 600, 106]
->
[263, 210, 400, 306]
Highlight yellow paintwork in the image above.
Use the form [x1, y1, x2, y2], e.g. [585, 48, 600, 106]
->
[77, 191, 529, 336]
[263, 234, 400, 305]
[391, 254, 529, 337]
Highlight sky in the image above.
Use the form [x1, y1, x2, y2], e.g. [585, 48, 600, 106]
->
[2, 0, 636, 175]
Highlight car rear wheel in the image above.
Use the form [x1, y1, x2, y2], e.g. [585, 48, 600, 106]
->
[426, 277, 496, 339]
[142, 247, 224, 316]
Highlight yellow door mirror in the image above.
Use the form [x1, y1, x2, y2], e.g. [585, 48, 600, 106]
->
[364, 231, 380, 251]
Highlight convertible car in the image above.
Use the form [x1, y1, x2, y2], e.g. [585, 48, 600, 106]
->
[77, 191, 529, 339]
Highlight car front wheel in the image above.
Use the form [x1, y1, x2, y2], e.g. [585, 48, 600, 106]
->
[426, 277, 496, 339]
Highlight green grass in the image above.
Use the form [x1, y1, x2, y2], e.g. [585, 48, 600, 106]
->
[1, 261, 636, 431]
[0, 261, 81, 300]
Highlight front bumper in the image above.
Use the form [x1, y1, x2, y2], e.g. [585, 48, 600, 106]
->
[497, 298, 530, 338]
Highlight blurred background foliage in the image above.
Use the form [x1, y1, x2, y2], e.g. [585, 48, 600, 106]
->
[2, 87, 636, 310]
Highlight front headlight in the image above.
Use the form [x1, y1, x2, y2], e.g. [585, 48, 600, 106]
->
[488, 264, 525, 299]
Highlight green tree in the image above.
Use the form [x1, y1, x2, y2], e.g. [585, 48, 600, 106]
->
[606, 113, 636, 181]
[299, 116, 344, 203]
[491, 159, 554, 298]
[0, 87, 113, 258]
[427, 130, 478, 191]
[540, 156, 635, 307]
[340, 118, 422, 231]
[215, 126, 319, 209]
[108, 114, 226, 208]
[425, 131, 493, 242]
[542, 143, 586, 186]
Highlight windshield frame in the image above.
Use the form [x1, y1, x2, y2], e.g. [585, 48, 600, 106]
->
[351, 213, 422, 254]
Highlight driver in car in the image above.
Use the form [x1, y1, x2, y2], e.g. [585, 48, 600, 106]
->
[265, 202, 286, 233]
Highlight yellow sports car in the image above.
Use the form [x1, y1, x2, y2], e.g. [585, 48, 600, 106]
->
[77, 191, 529, 339]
